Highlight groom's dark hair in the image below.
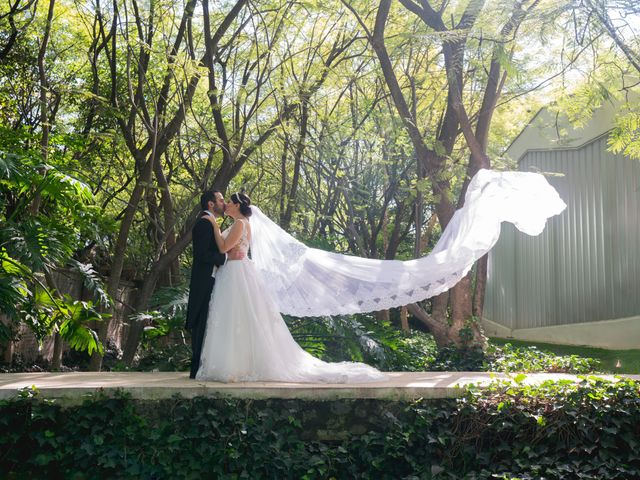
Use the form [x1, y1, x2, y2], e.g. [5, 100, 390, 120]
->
[200, 190, 222, 210]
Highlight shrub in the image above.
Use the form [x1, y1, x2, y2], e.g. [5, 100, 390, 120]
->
[488, 343, 600, 374]
[1, 378, 638, 479]
[427, 342, 601, 374]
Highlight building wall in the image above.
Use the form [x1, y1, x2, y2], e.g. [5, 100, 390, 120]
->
[483, 134, 640, 348]
[1, 269, 137, 364]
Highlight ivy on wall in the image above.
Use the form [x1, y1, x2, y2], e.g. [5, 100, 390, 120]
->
[1, 378, 639, 479]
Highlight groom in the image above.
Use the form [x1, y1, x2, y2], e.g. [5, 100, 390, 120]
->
[186, 190, 243, 379]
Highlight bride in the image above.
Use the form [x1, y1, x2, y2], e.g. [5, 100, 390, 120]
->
[196, 192, 384, 383]
[195, 170, 566, 383]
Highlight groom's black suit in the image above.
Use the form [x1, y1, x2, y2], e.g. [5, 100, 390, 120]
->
[186, 212, 226, 378]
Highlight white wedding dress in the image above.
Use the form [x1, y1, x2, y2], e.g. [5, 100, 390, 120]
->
[196, 219, 385, 383]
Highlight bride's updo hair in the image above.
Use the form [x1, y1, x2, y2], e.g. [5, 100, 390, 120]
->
[231, 192, 252, 217]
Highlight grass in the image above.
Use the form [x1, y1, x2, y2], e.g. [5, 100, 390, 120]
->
[490, 338, 640, 374]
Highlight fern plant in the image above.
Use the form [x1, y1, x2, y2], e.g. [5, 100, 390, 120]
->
[0, 131, 109, 358]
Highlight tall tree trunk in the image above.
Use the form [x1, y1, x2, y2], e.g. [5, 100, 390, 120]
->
[44, 271, 64, 369]
[473, 254, 488, 318]
[30, 0, 55, 215]
[37, 0, 55, 159]
[368, 0, 475, 348]
[89, 153, 156, 371]
[153, 155, 180, 285]
[282, 101, 309, 230]
[406, 299, 449, 346]
[279, 136, 289, 224]
[120, 223, 194, 365]
[450, 276, 485, 347]
[455, 0, 531, 319]
[3, 338, 14, 364]
[31, 0, 66, 370]
[400, 306, 409, 332]
[51, 333, 63, 370]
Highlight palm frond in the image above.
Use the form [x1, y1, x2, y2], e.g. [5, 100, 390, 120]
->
[149, 284, 190, 321]
[0, 152, 21, 180]
[69, 259, 111, 308]
[58, 299, 105, 356]
[0, 275, 29, 319]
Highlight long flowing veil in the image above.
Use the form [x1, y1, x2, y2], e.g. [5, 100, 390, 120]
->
[249, 169, 566, 317]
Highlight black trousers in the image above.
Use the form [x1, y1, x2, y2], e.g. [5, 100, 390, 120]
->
[189, 281, 215, 379]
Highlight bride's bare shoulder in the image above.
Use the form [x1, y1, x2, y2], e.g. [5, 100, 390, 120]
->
[240, 218, 251, 238]
[230, 218, 250, 233]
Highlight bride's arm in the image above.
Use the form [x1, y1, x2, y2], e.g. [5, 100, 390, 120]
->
[208, 218, 244, 254]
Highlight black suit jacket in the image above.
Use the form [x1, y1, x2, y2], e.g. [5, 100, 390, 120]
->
[185, 213, 227, 330]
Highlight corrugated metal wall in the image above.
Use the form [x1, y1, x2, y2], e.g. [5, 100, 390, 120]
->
[485, 135, 640, 329]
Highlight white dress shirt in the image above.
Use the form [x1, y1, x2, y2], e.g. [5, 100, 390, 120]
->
[203, 211, 227, 278]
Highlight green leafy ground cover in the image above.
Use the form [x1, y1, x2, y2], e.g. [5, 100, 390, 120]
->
[1, 378, 638, 479]
[491, 338, 640, 374]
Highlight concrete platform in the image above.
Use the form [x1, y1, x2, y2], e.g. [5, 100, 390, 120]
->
[1, 371, 637, 403]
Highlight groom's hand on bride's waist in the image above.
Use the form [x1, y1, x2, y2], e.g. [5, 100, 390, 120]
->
[228, 249, 245, 261]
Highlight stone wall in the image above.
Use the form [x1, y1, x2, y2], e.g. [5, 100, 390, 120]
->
[0, 269, 137, 365]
